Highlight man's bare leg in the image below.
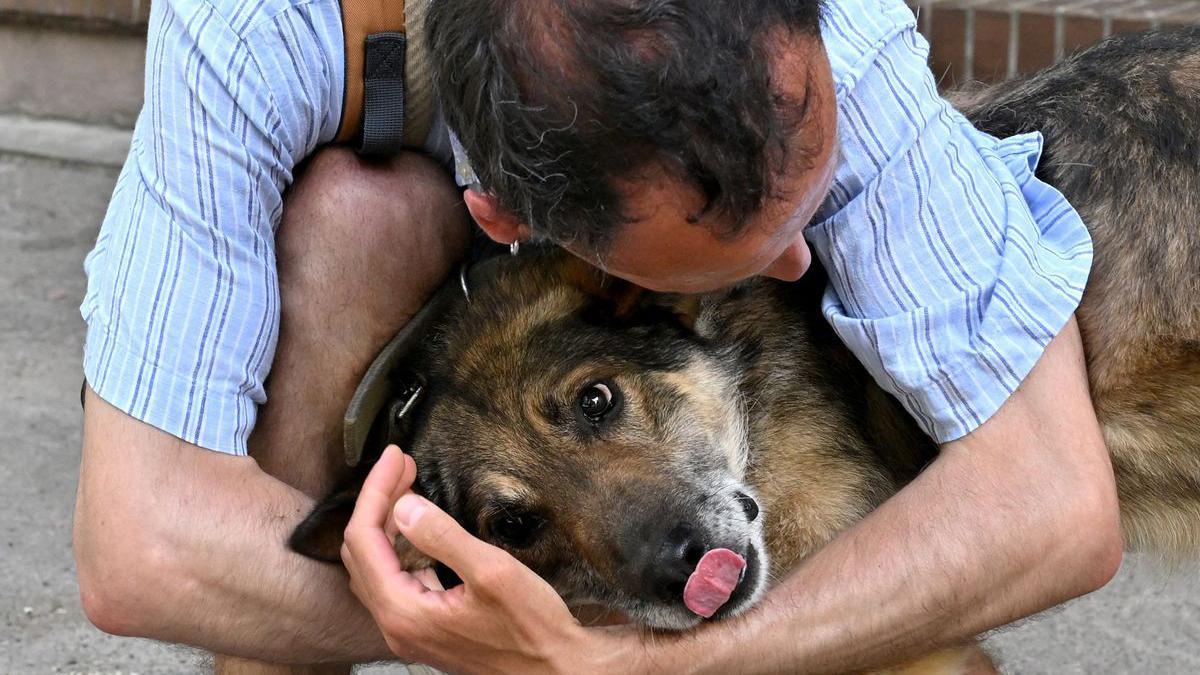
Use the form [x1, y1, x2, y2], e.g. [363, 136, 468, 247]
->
[214, 148, 470, 674]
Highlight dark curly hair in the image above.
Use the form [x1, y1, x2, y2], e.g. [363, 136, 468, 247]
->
[428, 0, 824, 253]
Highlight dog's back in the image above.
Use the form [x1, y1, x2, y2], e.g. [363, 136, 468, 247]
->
[707, 28, 1200, 563]
[953, 28, 1200, 553]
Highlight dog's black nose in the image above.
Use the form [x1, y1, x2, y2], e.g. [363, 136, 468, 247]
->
[645, 522, 707, 603]
[735, 492, 760, 522]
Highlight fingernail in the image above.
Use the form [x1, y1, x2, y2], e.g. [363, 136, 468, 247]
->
[377, 446, 395, 465]
[394, 494, 428, 529]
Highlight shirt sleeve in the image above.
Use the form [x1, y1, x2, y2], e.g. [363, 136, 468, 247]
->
[80, 0, 343, 454]
[804, 7, 1093, 443]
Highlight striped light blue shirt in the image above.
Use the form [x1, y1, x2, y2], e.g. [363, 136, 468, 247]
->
[805, 0, 1091, 442]
[82, 0, 1091, 454]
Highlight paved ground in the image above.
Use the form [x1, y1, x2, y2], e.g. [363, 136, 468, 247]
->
[0, 151, 1196, 674]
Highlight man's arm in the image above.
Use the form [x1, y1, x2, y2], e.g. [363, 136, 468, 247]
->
[653, 316, 1122, 673]
[75, 389, 393, 663]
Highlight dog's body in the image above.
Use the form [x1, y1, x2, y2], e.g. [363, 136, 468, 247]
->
[953, 31, 1200, 552]
[294, 28, 1200, 672]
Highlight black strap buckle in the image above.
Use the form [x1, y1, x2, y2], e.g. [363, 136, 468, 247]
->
[360, 32, 407, 156]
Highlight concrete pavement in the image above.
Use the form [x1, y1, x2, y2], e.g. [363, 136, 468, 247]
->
[0, 153, 201, 673]
[0, 151, 1196, 673]
[0, 114, 132, 167]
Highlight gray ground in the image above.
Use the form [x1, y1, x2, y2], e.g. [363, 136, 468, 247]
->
[0, 152, 1196, 674]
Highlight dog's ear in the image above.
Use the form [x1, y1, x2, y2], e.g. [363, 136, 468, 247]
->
[290, 488, 358, 563]
[560, 257, 702, 330]
[654, 294, 702, 331]
[560, 257, 647, 316]
[289, 486, 437, 572]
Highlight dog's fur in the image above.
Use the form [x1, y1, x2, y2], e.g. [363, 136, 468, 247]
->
[293, 28, 1200, 671]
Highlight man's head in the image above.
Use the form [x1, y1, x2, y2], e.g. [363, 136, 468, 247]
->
[429, 0, 837, 292]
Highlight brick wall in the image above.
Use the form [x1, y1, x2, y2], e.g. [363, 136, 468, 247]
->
[2, 1, 1197, 77]
[910, 0, 1200, 87]
[0, 0, 149, 30]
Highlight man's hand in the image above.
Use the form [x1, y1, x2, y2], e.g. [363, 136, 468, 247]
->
[341, 446, 637, 674]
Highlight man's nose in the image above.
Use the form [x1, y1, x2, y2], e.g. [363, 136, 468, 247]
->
[761, 238, 811, 282]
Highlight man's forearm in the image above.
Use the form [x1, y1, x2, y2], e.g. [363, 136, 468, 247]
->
[142, 465, 392, 663]
[687, 444, 1113, 673]
[76, 391, 394, 664]
[648, 318, 1122, 674]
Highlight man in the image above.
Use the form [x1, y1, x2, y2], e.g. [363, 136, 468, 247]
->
[76, 0, 1121, 674]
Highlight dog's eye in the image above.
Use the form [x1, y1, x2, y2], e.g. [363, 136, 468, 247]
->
[490, 511, 545, 549]
[577, 381, 618, 423]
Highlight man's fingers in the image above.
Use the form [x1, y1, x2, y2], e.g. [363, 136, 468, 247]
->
[346, 557, 437, 632]
[412, 566, 446, 591]
[383, 453, 415, 542]
[393, 494, 509, 587]
[343, 446, 418, 590]
[348, 445, 414, 531]
[384, 510, 402, 541]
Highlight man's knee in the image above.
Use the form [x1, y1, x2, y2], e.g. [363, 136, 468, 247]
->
[278, 146, 471, 337]
[250, 147, 469, 492]
[284, 146, 469, 264]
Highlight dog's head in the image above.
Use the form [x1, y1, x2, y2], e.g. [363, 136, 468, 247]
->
[294, 249, 768, 629]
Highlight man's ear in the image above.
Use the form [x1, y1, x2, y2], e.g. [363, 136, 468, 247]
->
[289, 485, 436, 572]
[464, 189, 530, 246]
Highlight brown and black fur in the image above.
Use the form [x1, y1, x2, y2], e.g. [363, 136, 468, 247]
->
[293, 27, 1200, 669]
[952, 28, 1200, 551]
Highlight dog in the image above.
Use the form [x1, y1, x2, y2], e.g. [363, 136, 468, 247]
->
[292, 28, 1200, 672]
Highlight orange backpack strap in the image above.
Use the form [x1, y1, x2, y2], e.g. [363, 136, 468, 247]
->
[335, 0, 435, 155]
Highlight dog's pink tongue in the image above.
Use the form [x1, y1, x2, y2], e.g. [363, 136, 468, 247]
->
[682, 548, 746, 618]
